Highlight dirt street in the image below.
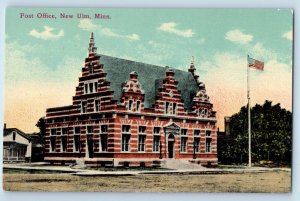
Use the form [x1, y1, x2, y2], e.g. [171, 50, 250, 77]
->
[3, 170, 291, 192]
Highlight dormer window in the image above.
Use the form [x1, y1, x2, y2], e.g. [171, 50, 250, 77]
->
[136, 101, 141, 112]
[204, 108, 208, 116]
[165, 102, 170, 114]
[128, 100, 133, 111]
[88, 63, 93, 74]
[197, 108, 202, 116]
[172, 103, 177, 115]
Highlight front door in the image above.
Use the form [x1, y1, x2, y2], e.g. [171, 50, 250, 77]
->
[87, 135, 94, 158]
[168, 134, 175, 158]
[168, 141, 174, 158]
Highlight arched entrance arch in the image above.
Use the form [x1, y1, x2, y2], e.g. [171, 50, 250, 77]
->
[167, 134, 175, 158]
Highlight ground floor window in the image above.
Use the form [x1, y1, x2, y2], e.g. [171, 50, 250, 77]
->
[122, 134, 130, 151]
[194, 137, 200, 152]
[205, 138, 212, 153]
[153, 136, 160, 152]
[180, 137, 187, 152]
[138, 135, 146, 152]
[61, 136, 67, 152]
[50, 136, 56, 152]
[74, 135, 80, 152]
[100, 134, 108, 152]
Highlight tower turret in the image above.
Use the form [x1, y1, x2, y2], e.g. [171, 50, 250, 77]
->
[88, 32, 97, 55]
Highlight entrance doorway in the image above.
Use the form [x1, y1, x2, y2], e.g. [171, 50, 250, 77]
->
[168, 134, 175, 158]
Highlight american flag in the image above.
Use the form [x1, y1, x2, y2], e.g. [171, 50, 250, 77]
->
[247, 56, 264, 71]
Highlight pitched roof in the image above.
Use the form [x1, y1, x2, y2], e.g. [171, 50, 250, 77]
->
[100, 55, 199, 111]
[3, 128, 31, 140]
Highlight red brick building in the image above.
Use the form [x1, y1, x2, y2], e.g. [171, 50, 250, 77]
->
[45, 33, 217, 167]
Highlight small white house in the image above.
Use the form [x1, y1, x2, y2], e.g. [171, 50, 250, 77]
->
[3, 125, 32, 163]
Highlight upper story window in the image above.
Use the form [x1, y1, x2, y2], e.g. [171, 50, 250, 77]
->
[197, 108, 201, 116]
[83, 80, 99, 94]
[204, 108, 208, 116]
[81, 102, 87, 113]
[164, 102, 170, 114]
[88, 64, 93, 74]
[89, 83, 94, 93]
[12, 132, 16, 141]
[136, 100, 141, 112]
[94, 82, 98, 92]
[84, 84, 88, 94]
[95, 100, 100, 112]
[172, 103, 177, 115]
[128, 100, 133, 111]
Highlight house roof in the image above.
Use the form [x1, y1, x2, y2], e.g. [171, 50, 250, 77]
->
[100, 55, 199, 111]
[3, 128, 31, 140]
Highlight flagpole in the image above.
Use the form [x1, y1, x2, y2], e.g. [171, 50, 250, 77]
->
[247, 55, 252, 167]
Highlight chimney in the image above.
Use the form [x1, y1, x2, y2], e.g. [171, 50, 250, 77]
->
[4, 123, 6, 129]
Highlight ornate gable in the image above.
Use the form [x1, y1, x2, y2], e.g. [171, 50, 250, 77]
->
[120, 71, 145, 112]
[153, 68, 185, 115]
[72, 32, 116, 113]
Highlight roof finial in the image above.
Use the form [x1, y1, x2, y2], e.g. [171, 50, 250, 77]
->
[88, 32, 97, 54]
[188, 56, 196, 74]
[190, 56, 195, 69]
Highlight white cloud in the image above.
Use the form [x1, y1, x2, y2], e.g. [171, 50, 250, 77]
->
[29, 26, 64, 40]
[225, 29, 253, 44]
[282, 30, 293, 41]
[158, 22, 194, 38]
[250, 42, 277, 60]
[78, 19, 98, 31]
[101, 28, 140, 41]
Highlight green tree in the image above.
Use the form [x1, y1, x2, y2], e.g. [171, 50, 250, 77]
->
[36, 117, 46, 146]
[218, 100, 292, 164]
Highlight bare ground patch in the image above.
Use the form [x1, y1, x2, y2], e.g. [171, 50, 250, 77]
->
[3, 170, 291, 192]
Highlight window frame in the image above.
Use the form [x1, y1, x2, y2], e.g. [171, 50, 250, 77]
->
[121, 125, 131, 152]
[180, 137, 188, 153]
[153, 136, 160, 152]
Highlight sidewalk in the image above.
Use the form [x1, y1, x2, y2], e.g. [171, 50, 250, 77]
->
[3, 163, 291, 176]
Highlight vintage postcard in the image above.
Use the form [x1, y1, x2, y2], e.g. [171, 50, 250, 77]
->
[3, 8, 293, 192]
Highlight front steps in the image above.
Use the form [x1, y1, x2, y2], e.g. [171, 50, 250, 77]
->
[162, 159, 207, 170]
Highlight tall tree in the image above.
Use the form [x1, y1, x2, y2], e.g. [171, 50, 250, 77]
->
[218, 100, 292, 164]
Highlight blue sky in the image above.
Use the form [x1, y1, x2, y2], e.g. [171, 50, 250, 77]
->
[5, 8, 293, 132]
